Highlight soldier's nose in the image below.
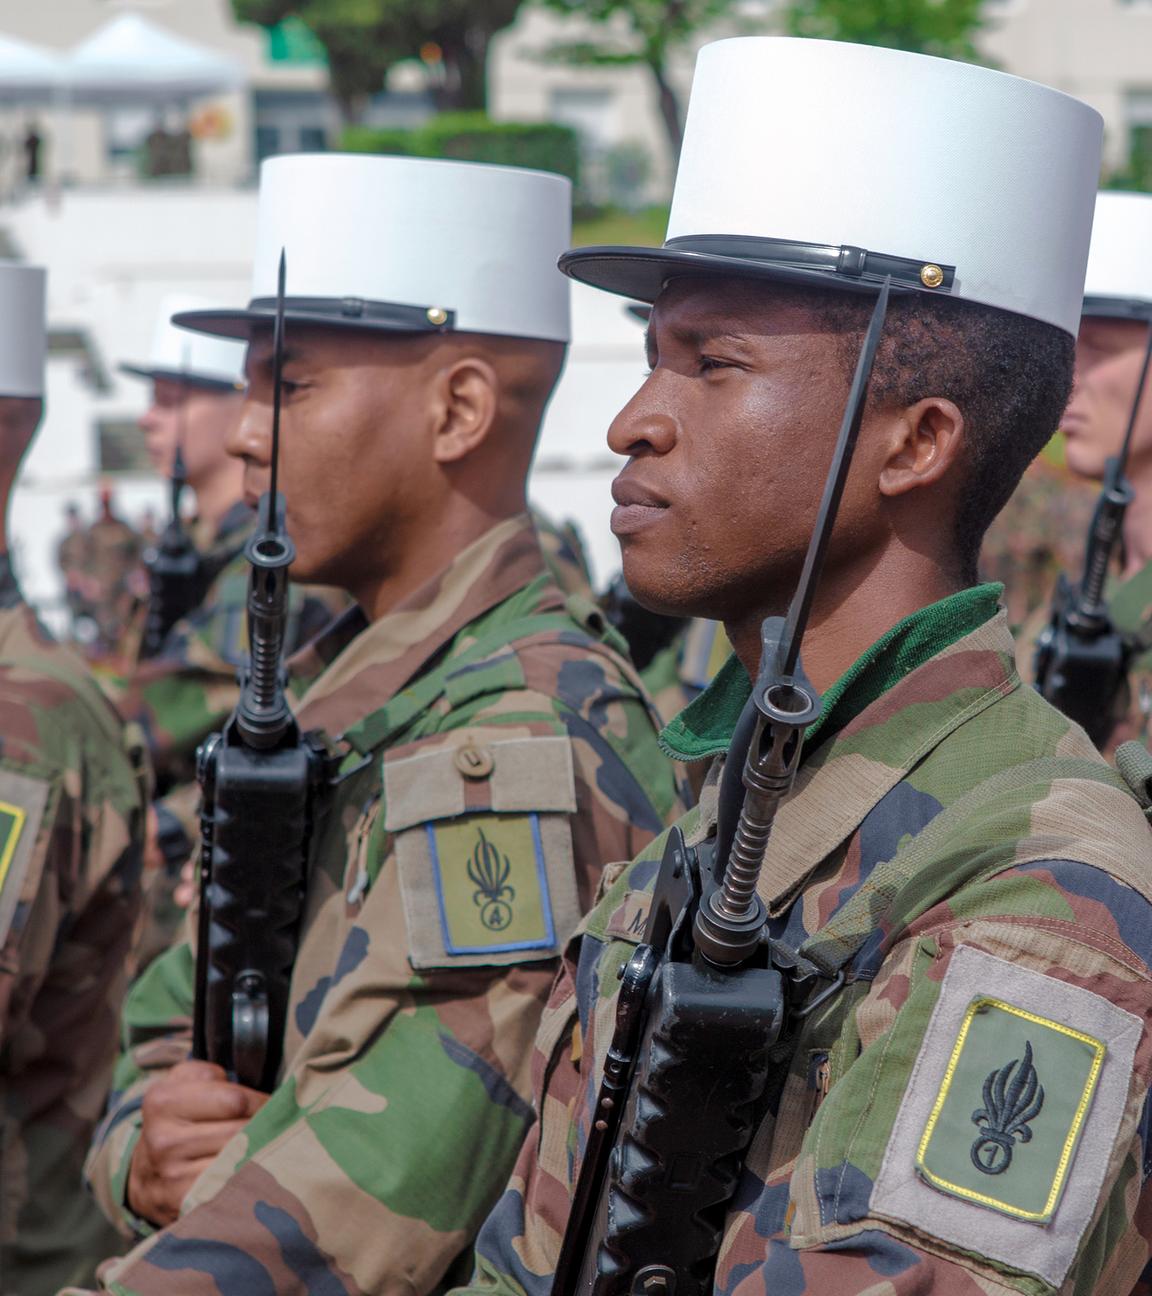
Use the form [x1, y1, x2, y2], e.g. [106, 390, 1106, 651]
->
[226, 403, 271, 467]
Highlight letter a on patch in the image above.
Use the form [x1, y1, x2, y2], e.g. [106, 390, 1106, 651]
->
[427, 814, 554, 955]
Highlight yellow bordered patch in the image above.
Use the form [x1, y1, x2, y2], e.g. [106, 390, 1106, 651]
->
[0, 799, 27, 894]
[915, 997, 1105, 1223]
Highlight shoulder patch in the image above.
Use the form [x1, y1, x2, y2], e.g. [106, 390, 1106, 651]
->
[870, 944, 1142, 1289]
[0, 768, 50, 947]
[386, 732, 579, 969]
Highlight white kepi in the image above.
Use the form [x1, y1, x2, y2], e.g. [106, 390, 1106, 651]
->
[176, 154, 571, 344]
[121, 294, 246, 392]
[0, 263, 46, 399]
[561, 37, 1103, 336]
[1082, 191, 1152, 321]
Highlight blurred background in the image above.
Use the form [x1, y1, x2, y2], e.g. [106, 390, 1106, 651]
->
[0, 0, 1134, 641]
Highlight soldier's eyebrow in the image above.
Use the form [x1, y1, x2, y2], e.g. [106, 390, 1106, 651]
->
[659, 319, 759, 353]
[247, 346, 305, 377]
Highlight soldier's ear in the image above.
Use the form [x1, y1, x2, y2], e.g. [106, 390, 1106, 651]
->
[430, 355, 499, 465]
[877, 397, 965, 498]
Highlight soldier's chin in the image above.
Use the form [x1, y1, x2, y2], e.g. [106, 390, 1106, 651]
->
[621, 555, 712, 622]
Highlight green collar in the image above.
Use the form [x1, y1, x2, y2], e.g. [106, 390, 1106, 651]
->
[661, 583, 1004, 763]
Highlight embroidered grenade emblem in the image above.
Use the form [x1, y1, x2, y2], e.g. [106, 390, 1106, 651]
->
[467, 827, 516, 931]
[970, 1039, 1045, 1175]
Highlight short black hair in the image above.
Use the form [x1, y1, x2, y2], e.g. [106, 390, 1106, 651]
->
[811, 288, 1074, 583]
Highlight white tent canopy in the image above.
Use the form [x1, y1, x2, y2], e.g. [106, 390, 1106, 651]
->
[0, 33, 65, 103]
[63, 13, 245, 103]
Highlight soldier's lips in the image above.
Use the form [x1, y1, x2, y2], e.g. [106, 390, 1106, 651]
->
[611, 479, 669, 536]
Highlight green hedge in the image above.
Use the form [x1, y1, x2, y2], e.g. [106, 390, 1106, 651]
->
[339, 113, 580, 188]
[341, 124, 415, 156]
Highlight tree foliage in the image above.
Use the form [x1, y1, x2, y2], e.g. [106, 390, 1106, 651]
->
[782, 0, 986, 61]
[232, 0, 526, 120]
[539, 0, 739, 160]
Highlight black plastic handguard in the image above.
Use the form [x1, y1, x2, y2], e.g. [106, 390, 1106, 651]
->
[1033, 459, 1135, 749]
[191, 500, 322, 1092]
[140, 518, 205, 659]
[193, 720, 323, 1092]
[552, 830, 784, 1296]
[1033, 575, 1132, 748]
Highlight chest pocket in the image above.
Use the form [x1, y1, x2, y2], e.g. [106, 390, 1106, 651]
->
[384, 730, 580, 970]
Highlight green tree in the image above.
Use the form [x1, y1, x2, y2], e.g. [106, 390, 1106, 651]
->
[539, 0, 739, 161]
[233, 0, 526, 122]
[782, 0, 986, 61]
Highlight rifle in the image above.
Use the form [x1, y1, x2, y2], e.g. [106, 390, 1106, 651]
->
[1033, 322, 1152, 746]
[553, 279, 893, 1296]
[139, 407, 206, 660]
[192, 250, 324, 1092]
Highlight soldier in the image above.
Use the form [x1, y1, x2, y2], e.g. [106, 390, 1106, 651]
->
[122, 294, 249, 574]
[78, 154, 681, 1295]
[112, 298, 345, 959]
[1043, 191, 1152, 751]
[0, 264, 148, 1292]
[458, 38, 1152, 1296]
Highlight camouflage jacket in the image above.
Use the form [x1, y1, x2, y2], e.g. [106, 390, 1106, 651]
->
[81, 514, 683, 1296]
[0, 562, 148, 1294]
[464, 583, 1152, 1296]
[114, 500, 345, 794]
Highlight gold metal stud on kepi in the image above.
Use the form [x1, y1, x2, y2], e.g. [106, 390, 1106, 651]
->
[920, 264, 945, 289]
[426, 306, 448, 326]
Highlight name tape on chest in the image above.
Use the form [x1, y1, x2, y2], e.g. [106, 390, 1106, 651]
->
[870, 944, 1142, 1289]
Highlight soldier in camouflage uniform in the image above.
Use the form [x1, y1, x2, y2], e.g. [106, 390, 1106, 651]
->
[1049, 192, 1152, 753]
[77, 154, 681, 1296]
[0, 265, 148, 1294]
[460, 39, 1152, 1296]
